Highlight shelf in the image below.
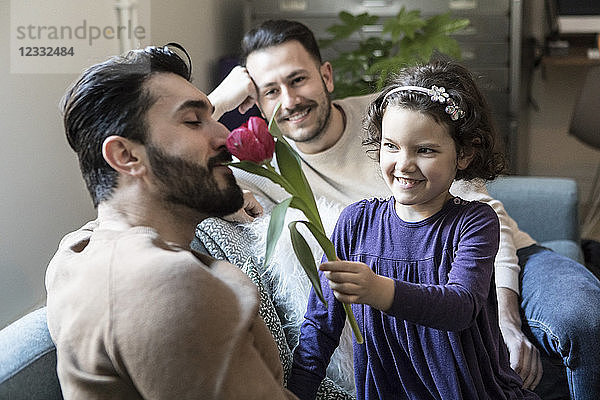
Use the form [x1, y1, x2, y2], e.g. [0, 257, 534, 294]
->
[543, 47, 600, 67]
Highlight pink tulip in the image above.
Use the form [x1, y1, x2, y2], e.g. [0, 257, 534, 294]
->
[226, 117, 275, 164]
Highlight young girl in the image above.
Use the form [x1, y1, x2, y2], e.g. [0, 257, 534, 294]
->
[287, 61, 540, 399]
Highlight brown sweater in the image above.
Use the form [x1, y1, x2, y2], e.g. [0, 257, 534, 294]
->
[45, 220, 296, 399]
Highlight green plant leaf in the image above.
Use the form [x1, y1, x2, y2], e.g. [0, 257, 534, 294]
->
[322, 11, 379, 45]
[268, 113, 324, 231]
[288, 221, 327, 305]
[267, 103, 284, 139]
[294, 220, 337, 262]
[325, 9, 470, 98]
[432, 38, 463, 60]
[265, 103, 324, 232]
[424, 13, 470, 36]
[228, 161, 296, 196]
[275, 140, 312, 195]
[384, 7, 425, 42]
[289, 220, 364, 344]
[288, 196, 324, 229]
[263, 197, 293, 267]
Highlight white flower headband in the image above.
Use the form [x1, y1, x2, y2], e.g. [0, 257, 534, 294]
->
[382, 85, 466, 121]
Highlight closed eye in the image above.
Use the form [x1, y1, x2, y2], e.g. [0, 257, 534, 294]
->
[185, 120, 202, 126]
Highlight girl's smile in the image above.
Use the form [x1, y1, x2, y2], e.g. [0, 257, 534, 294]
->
[379, 106, 472, 222]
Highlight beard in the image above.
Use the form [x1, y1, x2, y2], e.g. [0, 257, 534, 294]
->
[276, 79, 333, 144]
[146, 144, 244, 217]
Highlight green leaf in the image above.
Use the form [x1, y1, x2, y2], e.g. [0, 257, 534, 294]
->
[268, 108, 324, 232]
[288, 196, 322, 228]
[322, 11, 379, 45]
[321, 9, 470, 98]
[263, 197, 293, 267]
[288, 221, 327, 305]
[228, 161, 296, 196]
[424, 13, 470, 36]
[274, 140, 320, 218]
[432, 38, 463, 61]
[383, 7, 425, 42]
[294, 220, 337, 262]
[267, 103, 284, 140]
[290, 221, 364, 344]
[332, 80, 373, 99]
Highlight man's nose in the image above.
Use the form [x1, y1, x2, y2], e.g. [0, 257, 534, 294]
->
[280, 86, 300, 109]
[212, 121, 230, 148]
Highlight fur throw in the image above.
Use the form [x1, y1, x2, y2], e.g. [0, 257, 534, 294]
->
[242, 197, 356, 395]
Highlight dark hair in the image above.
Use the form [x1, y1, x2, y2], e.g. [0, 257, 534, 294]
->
[240, 19, 322, 66]
[62, 45, 191, 207]
[363, 60, 505, 181]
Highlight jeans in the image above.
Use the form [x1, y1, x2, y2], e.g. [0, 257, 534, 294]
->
[518, 245, 600, 400]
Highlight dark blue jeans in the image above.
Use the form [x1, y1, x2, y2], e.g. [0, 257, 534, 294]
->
[518, 245, 600, 400]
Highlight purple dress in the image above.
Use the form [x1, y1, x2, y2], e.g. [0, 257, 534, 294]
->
[288, 197, 539, 400]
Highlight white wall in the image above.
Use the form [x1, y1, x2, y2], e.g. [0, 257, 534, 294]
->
[0, 0, 245, 328]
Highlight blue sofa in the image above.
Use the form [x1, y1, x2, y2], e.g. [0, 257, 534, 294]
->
[487, 176, 583, 263]
[0, 176, 583, 399]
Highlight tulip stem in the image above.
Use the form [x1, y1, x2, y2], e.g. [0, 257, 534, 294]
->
[264, 163, 277, 174]
[344, 303, 364, 344]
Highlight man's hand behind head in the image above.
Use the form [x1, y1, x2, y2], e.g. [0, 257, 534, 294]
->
[209, 66, 258, 120]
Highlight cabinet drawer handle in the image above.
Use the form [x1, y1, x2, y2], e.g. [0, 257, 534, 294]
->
[449, 0, 477, 10]
[361, 0, 391, 6]
[361, 24, 384, 33]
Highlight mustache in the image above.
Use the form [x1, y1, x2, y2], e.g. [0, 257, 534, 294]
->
[208, 150, 233, 169]
[277, 101, 317, 122]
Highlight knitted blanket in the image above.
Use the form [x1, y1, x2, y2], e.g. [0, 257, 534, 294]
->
[194, 198, 355, 399]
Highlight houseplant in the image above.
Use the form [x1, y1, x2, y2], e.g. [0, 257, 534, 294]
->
[320, 8, 470, 98]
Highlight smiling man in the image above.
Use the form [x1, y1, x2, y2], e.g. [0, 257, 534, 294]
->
[208, 22, 390, 206]
[45, 45, 296, 399]
[245, 40, 336, 152]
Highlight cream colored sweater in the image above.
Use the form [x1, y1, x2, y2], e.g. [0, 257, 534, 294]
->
[234, 94, 535, 294]
[45, 220, 296, 400]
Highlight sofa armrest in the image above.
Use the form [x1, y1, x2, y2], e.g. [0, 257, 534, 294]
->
[487, 176, 580, 244]
[0, 307, 63, 400]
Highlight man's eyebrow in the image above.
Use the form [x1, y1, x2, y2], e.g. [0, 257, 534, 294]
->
[258, 69, 308, 90]
[175, 99, 214, 115]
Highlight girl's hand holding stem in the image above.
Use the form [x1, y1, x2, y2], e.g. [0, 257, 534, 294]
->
[320, 260, 395, 312]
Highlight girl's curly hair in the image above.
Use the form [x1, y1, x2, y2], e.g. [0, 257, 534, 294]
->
[363, 59, 506, 181]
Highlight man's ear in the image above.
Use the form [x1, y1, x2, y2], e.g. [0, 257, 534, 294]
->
[320, 61, 335, 94]
[102, 136, 147, 177]
[457, 148, 475, 170]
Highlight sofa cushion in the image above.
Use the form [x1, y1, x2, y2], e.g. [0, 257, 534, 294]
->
[540, 240, 584, 264]
[487, 177, 579, 244]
